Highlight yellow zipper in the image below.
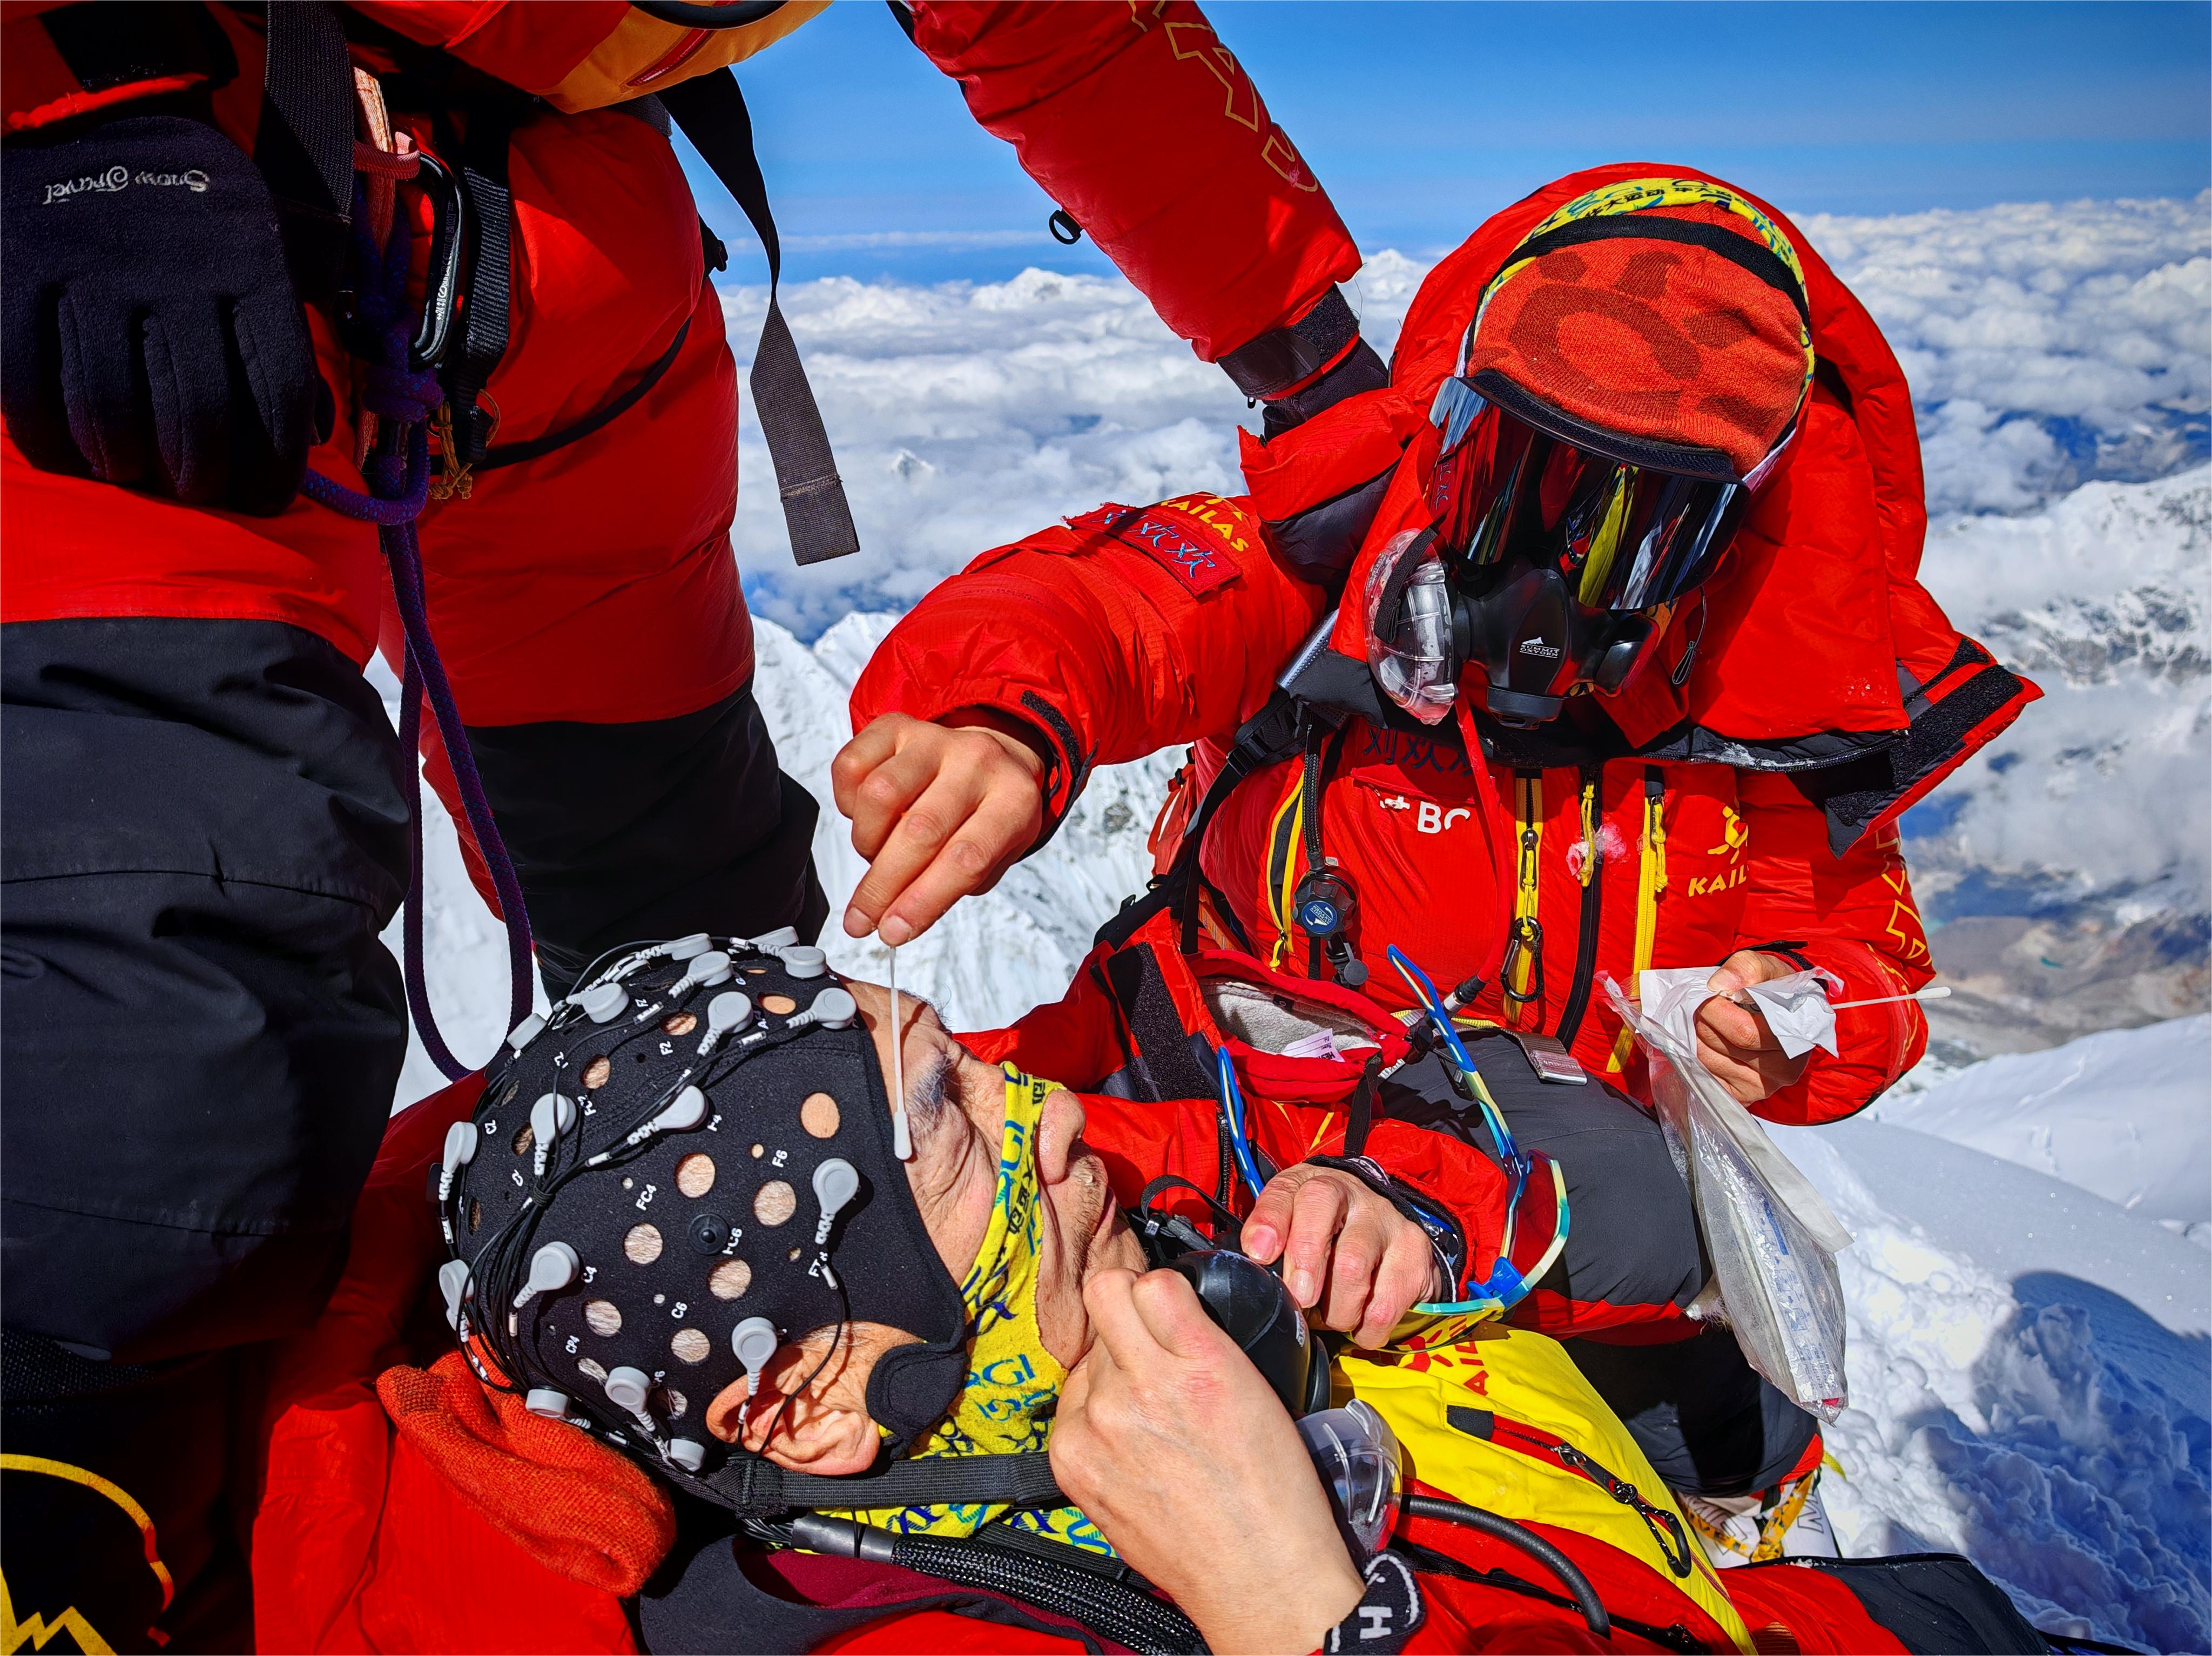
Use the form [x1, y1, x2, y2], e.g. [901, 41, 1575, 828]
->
[1578, 776, 1600, 888]
[1609, 767, 1669, 1072]
[1262, 773, 1305, 970]
[1505, 771, 1544, 1026]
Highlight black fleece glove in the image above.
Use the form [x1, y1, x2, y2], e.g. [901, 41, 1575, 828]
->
[3, 116, 318, 514]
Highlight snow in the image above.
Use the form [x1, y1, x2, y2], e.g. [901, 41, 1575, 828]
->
[1869, 1017, 2211, 1226]
[1774, 1108, 2209, 1653]
[381, 193, 2212, 1648]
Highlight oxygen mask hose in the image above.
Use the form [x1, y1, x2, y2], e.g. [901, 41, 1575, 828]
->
[1400, 1494, 1610, 1638]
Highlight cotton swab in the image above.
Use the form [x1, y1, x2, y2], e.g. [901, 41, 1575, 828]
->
[1829, 985, 1952, 1011]
[888, 943, 913, 1161]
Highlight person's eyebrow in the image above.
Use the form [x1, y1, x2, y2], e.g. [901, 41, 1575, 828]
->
[905, 1048, 956, 1129]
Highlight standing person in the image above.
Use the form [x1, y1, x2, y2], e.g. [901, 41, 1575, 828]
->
[832, 167, 2040, 1556]
[0, 4, 1378, 1646]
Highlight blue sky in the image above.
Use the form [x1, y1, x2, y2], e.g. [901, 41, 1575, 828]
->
[683, 1, 2212, 285]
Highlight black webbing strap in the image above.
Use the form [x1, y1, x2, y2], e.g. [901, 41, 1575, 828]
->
[1345, 1052, 1381, 1159]
[445, 108, 516, 466]
[702, 1449, 1063, 1517]
[1170, 690, 1305, 953]
[660, 69, 860, 566]
[255, 1, 354, 304]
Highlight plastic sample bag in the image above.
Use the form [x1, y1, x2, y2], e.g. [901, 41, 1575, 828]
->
[1604, 971, 1854, 1421]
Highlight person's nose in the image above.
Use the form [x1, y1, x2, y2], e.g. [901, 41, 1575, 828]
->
[1036, 1089, 1087, 1186]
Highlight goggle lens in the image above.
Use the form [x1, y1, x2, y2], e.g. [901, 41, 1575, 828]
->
[1429, 379, 1748, 611]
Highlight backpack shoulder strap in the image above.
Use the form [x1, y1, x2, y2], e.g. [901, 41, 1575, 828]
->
[659, 68, 860, 567]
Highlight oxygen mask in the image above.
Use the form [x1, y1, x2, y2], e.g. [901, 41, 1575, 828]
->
[1368, 375, 1792, 730]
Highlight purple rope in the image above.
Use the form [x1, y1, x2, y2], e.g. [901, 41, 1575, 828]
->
[304, 189, 535, 1076]
[396, 644, 466, 1080]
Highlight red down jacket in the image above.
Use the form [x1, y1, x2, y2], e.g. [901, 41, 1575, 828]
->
[2, 0, 1359, 739]
[252, 1059, 1945, 1655]
[852, 165, 2042, 1128]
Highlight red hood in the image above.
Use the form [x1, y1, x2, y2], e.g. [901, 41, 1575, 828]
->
[1312, 163, 1964, 749]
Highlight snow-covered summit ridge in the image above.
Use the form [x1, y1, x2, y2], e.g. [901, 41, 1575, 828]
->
[1872, 1015, 2210, 1228]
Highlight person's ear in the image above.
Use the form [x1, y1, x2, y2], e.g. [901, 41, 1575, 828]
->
[703, 1344, 881, 1477]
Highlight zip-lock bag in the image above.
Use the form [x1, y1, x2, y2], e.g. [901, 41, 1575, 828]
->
[1602, 972, 1854, 1421]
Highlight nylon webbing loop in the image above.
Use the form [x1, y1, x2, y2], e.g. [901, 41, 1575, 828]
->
[661, 69, 860, 566]
[700, 1449, 1064, 1517]
[256, 1, 354, 302]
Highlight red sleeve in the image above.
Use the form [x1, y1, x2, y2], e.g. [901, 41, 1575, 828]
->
[850, 495, 1327, 828]
[1732, 771, 1934, 1126]
[908, 1, 1361, 360]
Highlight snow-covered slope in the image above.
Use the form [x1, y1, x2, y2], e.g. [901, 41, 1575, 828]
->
[1774, 1106, 2209, 1654]
[1871, 1017, 2211, 1228]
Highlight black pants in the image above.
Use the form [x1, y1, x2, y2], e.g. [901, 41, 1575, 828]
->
[1, 616, 825, 1648]
[1382, 1036, 1818, 1498]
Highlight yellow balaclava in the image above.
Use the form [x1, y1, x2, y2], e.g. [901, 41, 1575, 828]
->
[840, 1067, 1112, 1557]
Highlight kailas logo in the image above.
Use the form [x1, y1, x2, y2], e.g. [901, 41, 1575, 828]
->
[1518, 637, 1562, 659]
[43, 165, 208, 205]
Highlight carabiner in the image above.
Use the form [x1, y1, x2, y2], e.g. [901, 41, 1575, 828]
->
[1499, 916, 1544, 1008]
[409, 152, 466, 373]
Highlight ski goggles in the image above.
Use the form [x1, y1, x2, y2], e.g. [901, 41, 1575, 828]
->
[1427, 374, 1791, 614]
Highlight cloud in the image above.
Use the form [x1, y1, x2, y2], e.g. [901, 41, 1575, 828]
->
[1798, 193, 2210, 511]
[724, 195, 2208, 637]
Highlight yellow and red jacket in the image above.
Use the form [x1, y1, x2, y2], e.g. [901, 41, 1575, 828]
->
[852, 166, 2042, 1128]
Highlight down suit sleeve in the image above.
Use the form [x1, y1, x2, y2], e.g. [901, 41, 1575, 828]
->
[906, 1, 1363, 362]
[1731, 771, 1934, 1127]
[851, 497, 1331, 832]
[381, 1, 1365, 363]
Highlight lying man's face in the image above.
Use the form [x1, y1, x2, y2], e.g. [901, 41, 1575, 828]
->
[701, 979, 1142, 1472]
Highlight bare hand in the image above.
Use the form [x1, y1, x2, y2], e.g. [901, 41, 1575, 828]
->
[830, 711, 1046, 946]
[1050, 1268, 1364, 1653]
[1240, 1166, 1441, 1347]
[1696, 950, 1815, 1104]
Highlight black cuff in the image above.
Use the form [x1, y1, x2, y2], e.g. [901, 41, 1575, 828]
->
[1014, 690, 1094, 854]
[1220, 288, 1363, 401]
[1323, 1552, 1424, 1653]
[1745, 939, 1816, 973]
[1262, 339, 1391, 437]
